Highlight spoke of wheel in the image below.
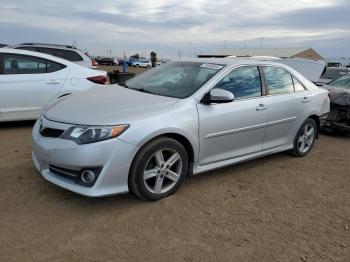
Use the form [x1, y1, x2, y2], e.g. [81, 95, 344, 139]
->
[154, 175, 164, 193]
[165, 152, 180, 168]
[155, 150, 165, 167]
[144, 168, 159, 180]
[306, 128, 314, 138]
[298, 136, 304, 143]
[305, 137, 313, 146]
[164, 170, 180, 182]
[299, 141, 305, 152]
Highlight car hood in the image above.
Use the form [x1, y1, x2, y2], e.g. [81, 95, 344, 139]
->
[44, 85, 180, 125]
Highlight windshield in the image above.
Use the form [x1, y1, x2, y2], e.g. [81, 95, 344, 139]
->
[329, 74, 350, 89]
[125, 61, 224, 98]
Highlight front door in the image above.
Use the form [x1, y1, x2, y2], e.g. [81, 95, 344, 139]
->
[197, 66, 268, 165]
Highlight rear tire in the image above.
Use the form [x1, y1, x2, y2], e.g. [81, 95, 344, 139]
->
[289, 118, 317, 157]
[129, 137, 188, 201]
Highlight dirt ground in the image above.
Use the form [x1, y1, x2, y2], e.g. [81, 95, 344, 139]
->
[0, 121, 349, 262]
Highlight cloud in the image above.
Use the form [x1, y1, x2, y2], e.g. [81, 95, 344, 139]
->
[0, 0, 349, 58]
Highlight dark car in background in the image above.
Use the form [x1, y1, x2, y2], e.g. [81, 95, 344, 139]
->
[322, 74, 350, 134]
[95, 57, 117, 66]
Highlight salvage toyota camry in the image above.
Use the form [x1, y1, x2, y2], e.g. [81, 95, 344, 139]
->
[32, 59, 330, 201]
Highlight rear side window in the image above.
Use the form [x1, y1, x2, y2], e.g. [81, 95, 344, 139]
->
[214, 66, 262, 99]
[263, 66, 294, 95]
[37, 47, 83, 62]
[1, 54, 66, 74]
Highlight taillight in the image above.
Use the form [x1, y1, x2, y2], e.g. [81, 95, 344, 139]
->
[87, 75, 107, 85]
[92, 59, 98, 67]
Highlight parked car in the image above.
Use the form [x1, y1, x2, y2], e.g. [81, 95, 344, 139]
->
[95, 57, 117, 66]
[132, 59, 152, 68]
[8, 43, 98, 69]
[0, 44, 8, 48]
[32, 59, 329, 201]
[321, 74, 350, 133]
[0, 48, 108, 122]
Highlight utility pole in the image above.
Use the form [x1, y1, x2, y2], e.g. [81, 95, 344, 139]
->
[259, 38, 264, 48]
[189, 42, 192, 58]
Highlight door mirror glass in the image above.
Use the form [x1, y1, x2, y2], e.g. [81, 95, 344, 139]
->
[202, 88, 234, 104]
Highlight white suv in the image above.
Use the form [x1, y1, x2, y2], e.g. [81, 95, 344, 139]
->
[132, 59, 152, 68]
[9, 43, 98, 69]
[0, 48, 108, 121]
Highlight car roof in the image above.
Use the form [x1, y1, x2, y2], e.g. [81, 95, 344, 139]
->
[10, 43, 86, 53]
[177, 57, 293, 68]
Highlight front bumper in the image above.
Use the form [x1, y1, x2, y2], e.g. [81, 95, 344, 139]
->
[32, 118, 139, 197]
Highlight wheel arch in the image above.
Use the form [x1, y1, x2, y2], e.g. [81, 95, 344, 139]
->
[308, 114, 320, 138]
[131, 132, 196, 176]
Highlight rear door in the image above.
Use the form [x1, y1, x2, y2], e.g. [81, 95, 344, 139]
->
[0, 53, 69, 120]
[197, 65, 268, 165]
[261, 66, 311, 150]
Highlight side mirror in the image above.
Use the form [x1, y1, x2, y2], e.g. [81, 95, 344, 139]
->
[201, 88, 234, 104]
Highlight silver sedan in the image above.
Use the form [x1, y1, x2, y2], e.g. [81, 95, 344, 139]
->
[32, 59, 330, 201]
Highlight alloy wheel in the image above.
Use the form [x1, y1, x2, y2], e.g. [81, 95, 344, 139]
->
[297, 123, 315, 153]
[143, 148, 183, 194]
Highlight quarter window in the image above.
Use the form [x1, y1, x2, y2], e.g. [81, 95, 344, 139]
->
[263, 66, 294, 94]
[214, 66, 262, 99]
[293, 77, 306, 92]
[1, 54, 66, 74]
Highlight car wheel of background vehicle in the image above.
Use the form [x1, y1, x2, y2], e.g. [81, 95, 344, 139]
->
[290, 118, 317, 157]
[136, 64, 139, 68]
[147, 65, 150, 68]
[129, 137, 188, 201]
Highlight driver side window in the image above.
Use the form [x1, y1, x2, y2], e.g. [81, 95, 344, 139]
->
[214, 66, 262, 99]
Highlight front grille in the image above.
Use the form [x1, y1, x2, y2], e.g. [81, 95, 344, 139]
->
[40, 128, 64, 138]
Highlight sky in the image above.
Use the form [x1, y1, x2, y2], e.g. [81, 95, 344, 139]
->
[0, 0, 349, 59]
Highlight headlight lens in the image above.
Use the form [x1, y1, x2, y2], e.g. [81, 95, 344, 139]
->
[62, 124, 129, 144]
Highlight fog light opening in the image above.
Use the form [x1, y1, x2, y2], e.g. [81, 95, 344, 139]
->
[81, 170, 96, 184]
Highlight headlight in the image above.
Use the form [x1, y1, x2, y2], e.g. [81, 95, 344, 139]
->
[62, 124, 129, 144]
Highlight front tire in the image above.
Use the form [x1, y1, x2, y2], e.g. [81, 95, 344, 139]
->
[290, 118, 317, 157]
[129, 137, 188, 201]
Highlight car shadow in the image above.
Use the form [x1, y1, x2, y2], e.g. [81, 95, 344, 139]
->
[43, 151, 292, 207]
[0, 120, 36, 129]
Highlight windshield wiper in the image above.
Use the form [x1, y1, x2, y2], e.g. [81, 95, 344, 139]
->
[120, 83, 155, 94]
[119, 82, 129, 88]
[133, 88, 155, 94]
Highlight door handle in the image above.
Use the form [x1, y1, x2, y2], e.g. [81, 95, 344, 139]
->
[301, 97, 309, 103]
[46, 80, 60, 85]
[256, 104, 268, 111]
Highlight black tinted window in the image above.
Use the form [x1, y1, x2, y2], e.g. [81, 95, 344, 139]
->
[37, 47, 83, 61]
[16, 46, 38, 52]
[264, 66, 294, 94]
[214, 66, 262, 99]
[1, 54, 66, 74]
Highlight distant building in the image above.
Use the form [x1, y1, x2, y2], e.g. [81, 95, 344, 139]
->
[198, 48, 324, 60]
